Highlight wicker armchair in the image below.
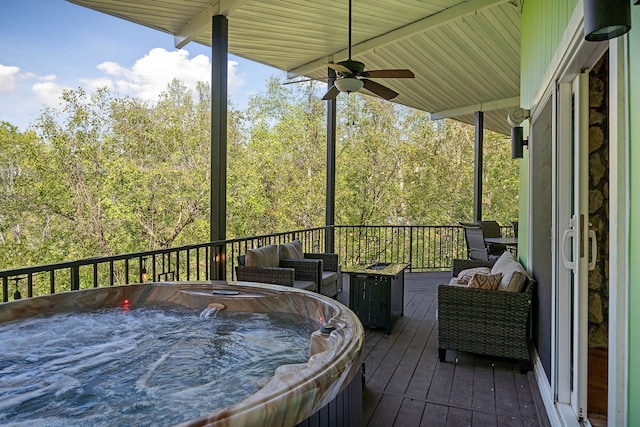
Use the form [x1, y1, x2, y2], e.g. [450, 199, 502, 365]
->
[235, 254, 320, 292]
[277, 240, 340, 298]
[299, 252, 341, 298]
[438, 258, 534, 373]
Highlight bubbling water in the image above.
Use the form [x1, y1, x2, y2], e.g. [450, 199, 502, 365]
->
[0, 305, 318, 426]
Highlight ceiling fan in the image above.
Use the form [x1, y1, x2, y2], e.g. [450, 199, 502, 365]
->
[287, 0, 415, 101]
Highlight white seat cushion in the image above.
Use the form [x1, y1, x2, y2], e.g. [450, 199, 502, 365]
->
[246, 244, 279, 268]
[278, 239, 304, 259]
[491, 252, 527, 292]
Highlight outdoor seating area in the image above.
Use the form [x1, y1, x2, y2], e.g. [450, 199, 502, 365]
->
[4, 0, 640, 423]
[337, 270, 547, 426]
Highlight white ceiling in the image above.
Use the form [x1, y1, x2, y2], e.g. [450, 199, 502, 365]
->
[67, 0, 522, 134]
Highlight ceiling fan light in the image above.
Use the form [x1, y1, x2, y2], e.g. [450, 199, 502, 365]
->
[335, 77, 364, 93]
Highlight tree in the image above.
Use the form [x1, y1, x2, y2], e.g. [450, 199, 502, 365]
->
[0, 82, 216, 270]
[227, 78, 327, 237]
[0, 122, 43, 267]
[1, 76, 519, 272]
[335, 94, 405, 225]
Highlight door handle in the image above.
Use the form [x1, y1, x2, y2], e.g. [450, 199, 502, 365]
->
[562, 228, 575, 270]
[588, 229, 597, 271]
[562, 216, 576, 270]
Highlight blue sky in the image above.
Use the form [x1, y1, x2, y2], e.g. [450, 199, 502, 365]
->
[0, 0, 282, 131]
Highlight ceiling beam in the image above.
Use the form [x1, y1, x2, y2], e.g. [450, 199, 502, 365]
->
[287, 0, 511, 78]
[429, 96, 520, 120]
[174, 0, 250, 49]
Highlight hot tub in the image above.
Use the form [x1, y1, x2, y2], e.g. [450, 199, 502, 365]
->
[0, 281, 364, 426]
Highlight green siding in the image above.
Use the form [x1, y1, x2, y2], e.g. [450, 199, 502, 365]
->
[519, 0, 577, 263]
[521, 1, 639, 423]
[520, 0, 578, 106]
[628, 6, 640, 426]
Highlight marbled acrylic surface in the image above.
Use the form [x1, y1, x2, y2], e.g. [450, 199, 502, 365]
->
[0, 281, 364, 427]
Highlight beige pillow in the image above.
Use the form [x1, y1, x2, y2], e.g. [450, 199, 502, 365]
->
[491, 252, 527, 291]
[456, 267, 491, 284]
[506, 271, 527, 292]
[246, 244, 279, 267]
[278, 240, 304, 259]
[468, 272, 503, 290]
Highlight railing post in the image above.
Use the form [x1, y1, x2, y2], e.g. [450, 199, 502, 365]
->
[71, 265, 80, 291]
[409, 227, 414, 272]
[2, 277, 8, 302]
[210, 243, 226, 281]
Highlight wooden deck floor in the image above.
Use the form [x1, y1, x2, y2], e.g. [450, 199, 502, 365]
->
[337, 272, 549, 427]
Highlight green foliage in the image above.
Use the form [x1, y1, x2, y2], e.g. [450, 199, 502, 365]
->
[227, 78, 327, 237]
[0, 76, 518, 271]
[1, 81, 211, 269]
[0, 122, 42, 267]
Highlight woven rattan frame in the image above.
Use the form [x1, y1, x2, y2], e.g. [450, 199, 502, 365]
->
[438, 259, 534, 373]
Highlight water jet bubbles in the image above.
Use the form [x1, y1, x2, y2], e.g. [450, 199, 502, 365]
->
[199, 303, 225, 319]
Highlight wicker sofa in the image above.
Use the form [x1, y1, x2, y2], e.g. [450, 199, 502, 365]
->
[437, 253, 534, 374]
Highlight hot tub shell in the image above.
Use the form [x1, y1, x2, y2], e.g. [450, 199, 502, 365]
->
[0, 281, 364, 427]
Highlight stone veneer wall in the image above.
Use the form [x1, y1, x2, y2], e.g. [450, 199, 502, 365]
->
[588, 54, 609, 348]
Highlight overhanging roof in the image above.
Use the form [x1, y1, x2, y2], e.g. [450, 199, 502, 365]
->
[67, 0, 522, 135]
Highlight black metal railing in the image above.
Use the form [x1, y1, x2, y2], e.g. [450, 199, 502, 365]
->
[1, 224, 516, 302]
[334, 225, 467, 271]
[1, 227, 326, 302]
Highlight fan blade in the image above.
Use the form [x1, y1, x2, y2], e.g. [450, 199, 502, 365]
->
[283, 77, 328, 85]
[362, 69, 415, 79]
[326, 63, 353, 74]
[362, 79, 399, 100]
[322, 85, 341, 100]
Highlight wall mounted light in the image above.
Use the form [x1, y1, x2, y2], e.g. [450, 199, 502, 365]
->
[507, 108, 530, 159]
[511, 126, 528, 159]
[584, 0, 631, 42]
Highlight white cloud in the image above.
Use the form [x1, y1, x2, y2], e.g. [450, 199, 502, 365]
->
[31, 80, 65, 108]
[81, 76, 114, 92]
[0, 64, 21, 92]
[0, 64, 67, 107]
[227, 60, 244, 96]
[1, 49, 248, 130]
[87, 48, 245, 101]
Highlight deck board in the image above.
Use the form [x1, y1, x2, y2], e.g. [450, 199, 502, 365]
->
[337, 271, 547, 426]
